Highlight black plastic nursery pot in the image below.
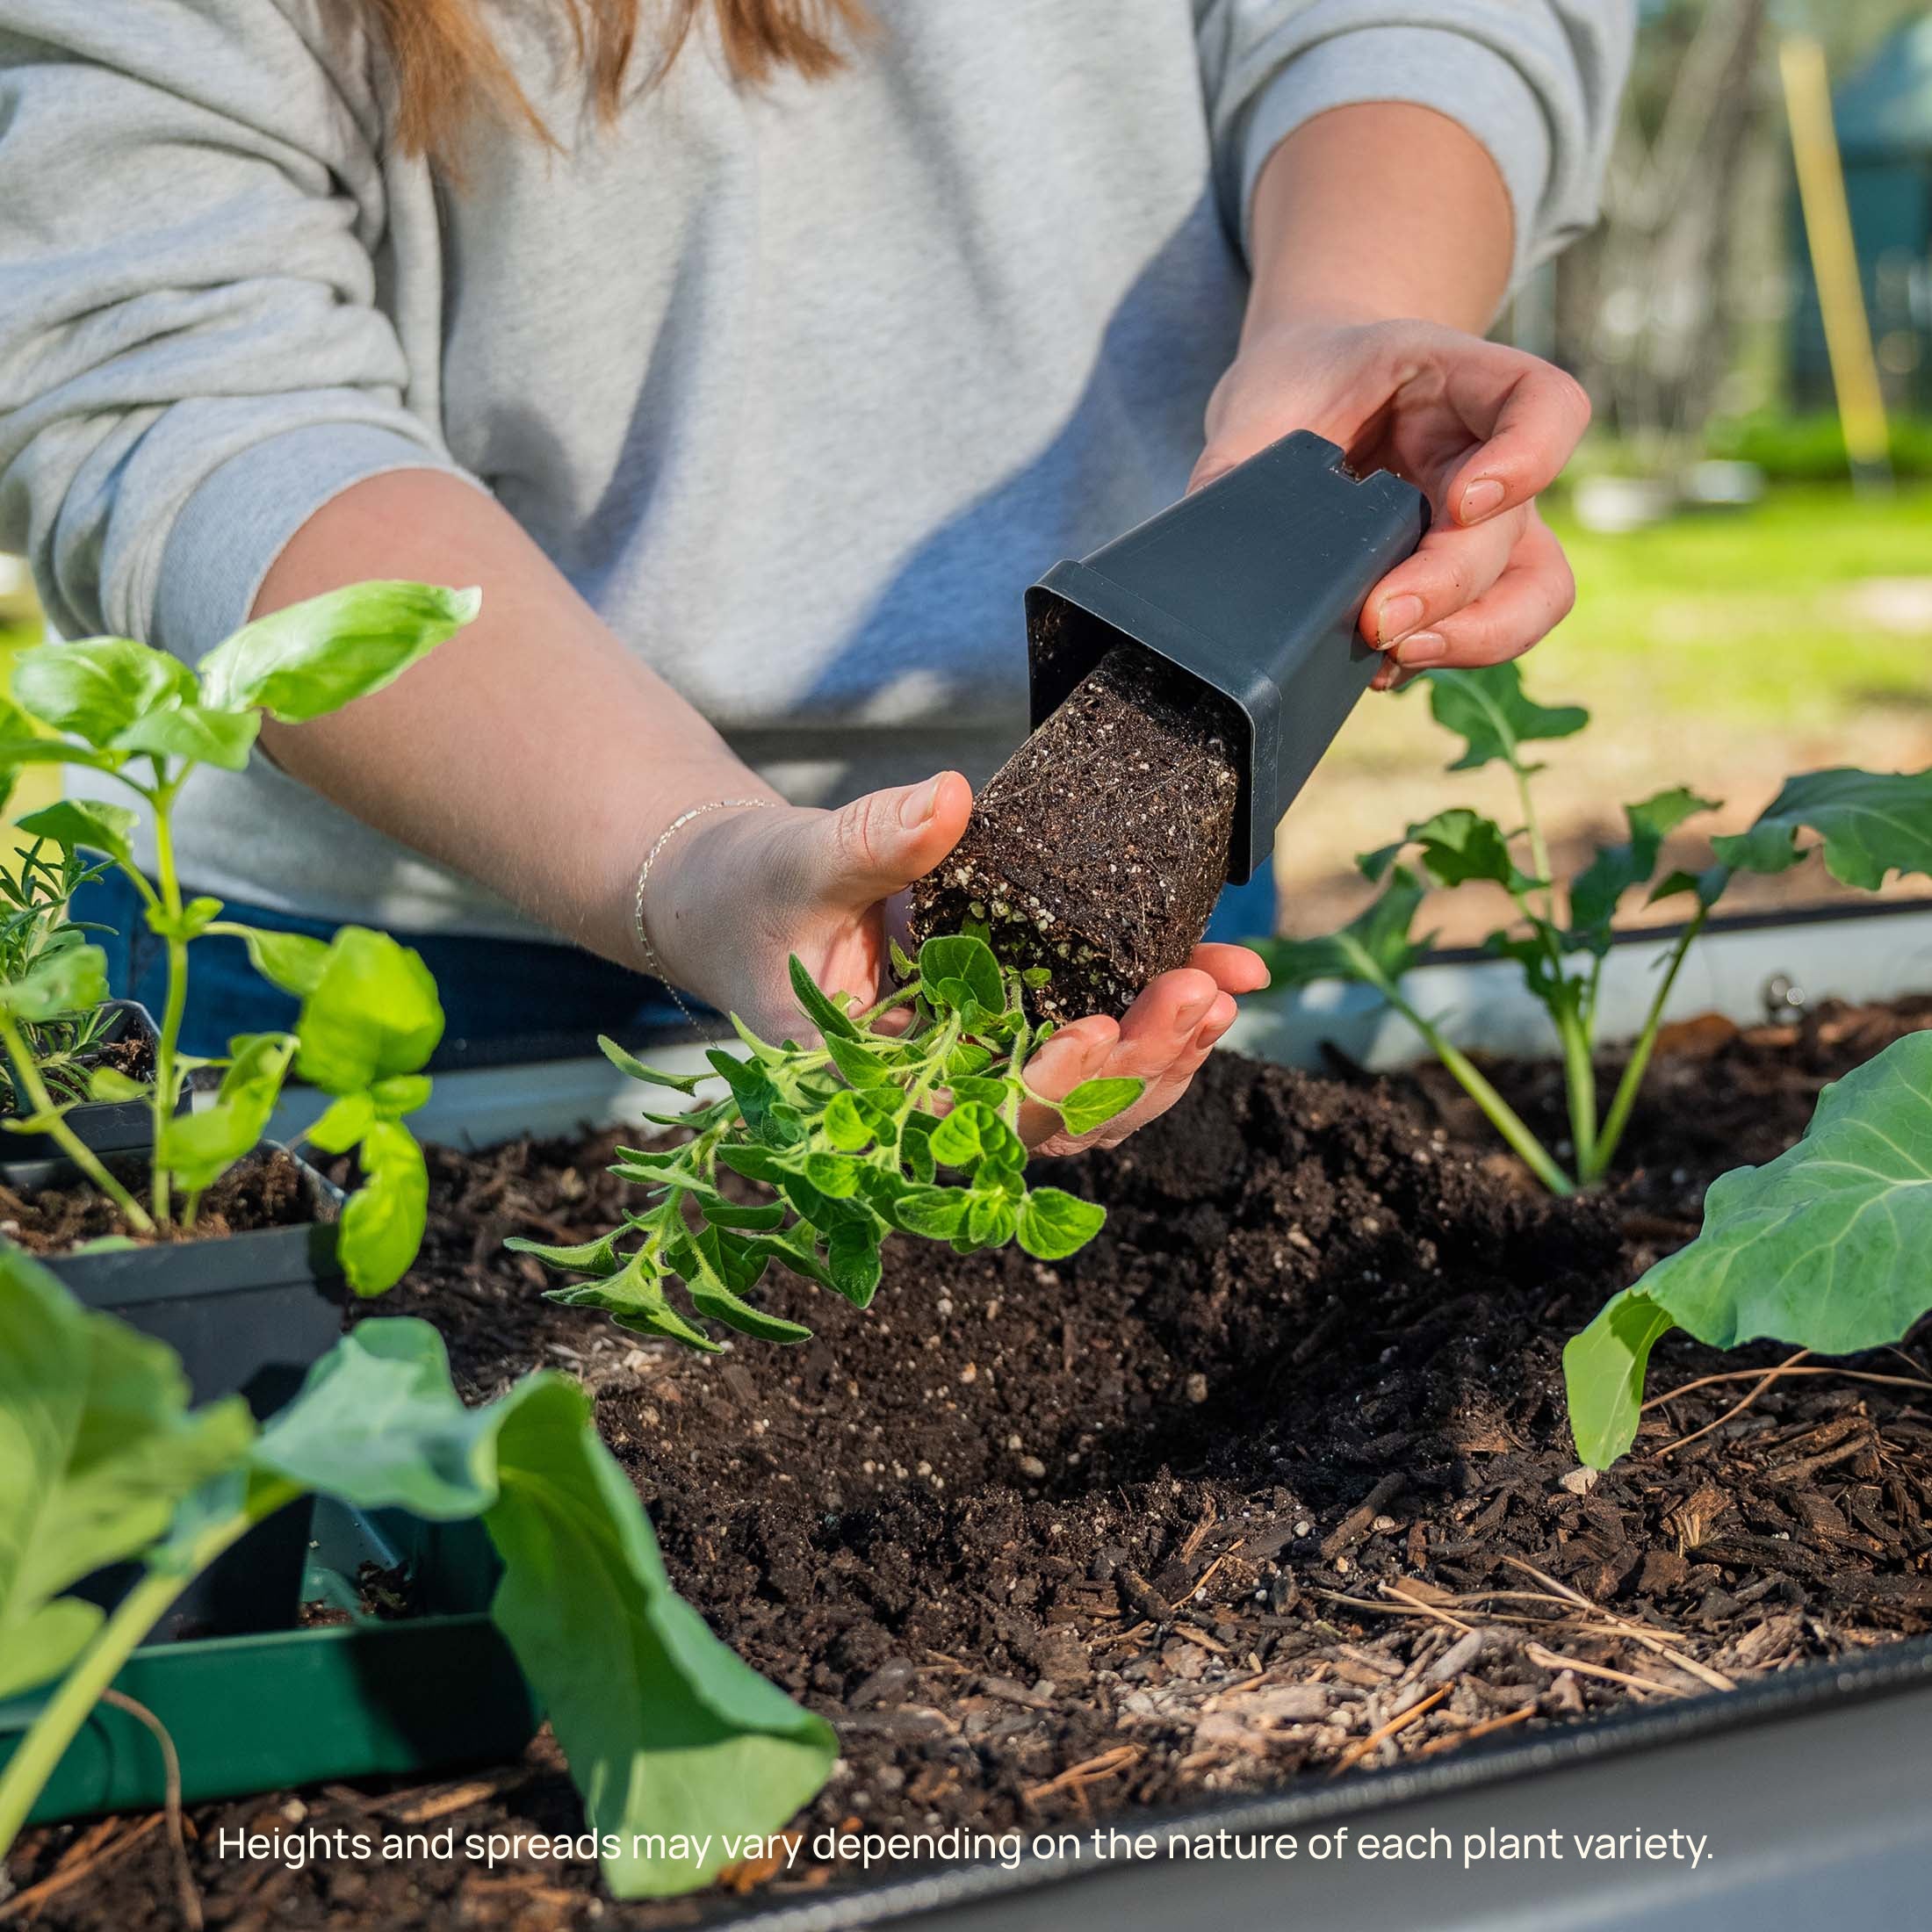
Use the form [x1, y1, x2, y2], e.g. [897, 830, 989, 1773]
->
[0, 1503, 539, 1828]
[0, 999, 182, 1168]
[24, 1142, 350, 1645]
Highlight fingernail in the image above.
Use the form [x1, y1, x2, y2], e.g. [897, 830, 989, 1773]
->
[1395, 631, 1447, 667]
[900, 779, 941, 829]
[1461, 478, 1506, 523]
[1377, 593, 1424, 645]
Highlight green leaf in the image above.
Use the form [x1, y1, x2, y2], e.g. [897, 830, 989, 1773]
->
[786, 955, 861, 1040]
[824, 1030, 895, 1088]
[820, 1090, 876, 1152]
[1016, 1187, 1107, 1260]
[1402, 808, 1540, 893]
[0, 944, 106, 1023]
[597, 1035, 703, 1094]
[111, 704, 261, 771]
[918, 934, 1004, 1016]
[223, 924, 331, 998]
[155, 1033, 295, 1194]
[12, 801, 138, 869]
[929, 1099, 1005, 1170]
[802, 1151, 862, 1198]
[1253, 867, 1429, 991]
[369, 1071, 433, 1120]
[306, 1092, 376, 1154]
[11, 638, 195, 747]
[337, 1121, 428, 1296]
[506, 1229, 626, 1276]
[1713, 767, 1932, 891]
[1568, 788, 1719, 951]
[894, 1186, 970, 1240]
[198, 582, 481, 723]
[964, 1192, 1020, 1249]
[1565, 1032, 1932, 1468]
[548, 1249, 722, 1353]
[675, 1228, 811, 1344]
[1424, 664, 1587, 775]
[294, 927, 443, 1094]
[825, 1222, 882, 1307]
[253, 1319, 833, 1895]
[0, 1247, 255, 1698]
[146, 896, 224, 945]
[1056, 1077, 1143, 1137]
[87, 1065, 148, 1103]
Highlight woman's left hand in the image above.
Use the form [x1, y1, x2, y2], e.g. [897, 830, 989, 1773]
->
[1190, 314, 1591, 688]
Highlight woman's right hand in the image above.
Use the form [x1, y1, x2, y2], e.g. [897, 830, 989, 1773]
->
[645, 773, 1267, 1154]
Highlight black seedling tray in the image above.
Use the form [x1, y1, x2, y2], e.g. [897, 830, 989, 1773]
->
[25, 1143, 349, 1643]
[0, 1502, 539, 1827]
[0, 999, 180, 1167]
[1027, 430, 1429, 882]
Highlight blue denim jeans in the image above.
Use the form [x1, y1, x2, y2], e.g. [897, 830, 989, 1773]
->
[76, 868, 1276, 1070]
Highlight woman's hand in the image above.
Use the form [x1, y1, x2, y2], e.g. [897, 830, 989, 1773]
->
[645, 775, 1268, 1155]
[1192, 314, 1590, 689]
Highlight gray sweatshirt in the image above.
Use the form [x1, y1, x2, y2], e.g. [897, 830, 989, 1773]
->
[0, 0, 1629, 938]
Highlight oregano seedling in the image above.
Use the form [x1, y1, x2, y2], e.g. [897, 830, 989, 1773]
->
[512, 935, 1139, 1349]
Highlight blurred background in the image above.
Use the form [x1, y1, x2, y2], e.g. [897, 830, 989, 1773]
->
[1282, 0, 1932, 943]
[2, 1, 1927, 946]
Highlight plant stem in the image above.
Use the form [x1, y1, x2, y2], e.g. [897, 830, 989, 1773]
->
[1512, 760, 1558, 926]
[146, 779, 189, 1227]
[0, 1483, 292, 1858]
[0, 1009, 155, 1233]
[1557, 1008, 1598, 1179]
[1585, 907, 1707, 1185]
[1386, 985, 1576, 1196]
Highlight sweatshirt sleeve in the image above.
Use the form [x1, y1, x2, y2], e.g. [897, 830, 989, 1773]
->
[1194, 0, 1635, 283]
[0, 0, 476, 660]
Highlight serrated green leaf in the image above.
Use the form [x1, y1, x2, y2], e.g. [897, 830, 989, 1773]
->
[1568, 788, 1719, 951]
[198, 582, 480, 722]
[12, 638, 195, 747]
[675, 1227, 810, 1344]
[894, 1186, 970, 1240]
[1252, 867, 1429, 991]
[1016, 1186, 1106, 1260]
[546, 1248, 722, 1352]
[786, 955, 861, 1040]
[918, 934, 1004, 1016]
[506, 1230, 626, 1277]
[1712, 767, 1932, 892]
[1566, 1032, 1932, 1468]
[12, 801, 138, 870]
[825, 1222, 882, 1307]
[820, 1090, 876, 1151]
[930, 1099, 1004, 1170]
[597, 1034, 703, 1094]
[1057, 1077, 1143, 1137]
[823, 1029, 895, 1088]
[1402, 808, 1540, 893]
[1424, 664, 1587, 775]
[802, 1151, 861, 1197]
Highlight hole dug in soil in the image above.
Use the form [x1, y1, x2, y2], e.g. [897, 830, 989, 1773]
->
[13, 996, 1932, 1930]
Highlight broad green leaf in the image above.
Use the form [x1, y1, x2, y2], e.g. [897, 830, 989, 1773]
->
[87, 1065, 148, 1103]
[1397, 808, 1540, 894]
[252, 1318, 833, 1897]
[930, 1099, 1004, 1170]
[1424, 664, 1587, 775]
[0, 943, 106, 1023]
[597, 1034, 703, 1094]
[824, 1030, 895, 1088]
[1568, 788, 1719, 951]
[146, 896, 223, 945]
[802, 1151, 861, 1197]
[112, 703, 260, 771]
[337, 1121, 428, 1296]
[787, 955, 861, 1040]
[918, 934, 1004, 1016]
[369, 1071, 432, 1119]
[1017, 1187, 1107, 1260]
[675, 1227, 810, 1344]
[1056, 1078, 1143, 1137]
[0, 1247, 254, 1698]
[155, 1033, 295, 1193]
[1713, 767, 1932, 891]
[964, 1191, 1020, 1249]
[221, 924, 331, 998]
[825, 1222, 882, 1307]
[1253, 866, 1429, 991]
[1566, 1032, 1932, 1468]
[12, 801, 138, 870]
[11, 638, 195, 747]
[695, 1198, 787, 1232]
[198, 582, 481, 722]
[820, 1090, 876, 1151]
[305, 1092, 375, 1154]
[894, 1186, 969, 1240]
[294, 927, 443, 1094]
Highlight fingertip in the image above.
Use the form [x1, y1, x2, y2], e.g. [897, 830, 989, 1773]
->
[1191, 941, 1271, 993]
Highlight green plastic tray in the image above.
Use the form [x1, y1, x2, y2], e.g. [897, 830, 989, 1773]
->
[0, 1500, 541, 1826]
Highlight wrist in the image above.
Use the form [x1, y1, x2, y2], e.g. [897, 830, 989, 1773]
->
[630, 789, 790, 1001]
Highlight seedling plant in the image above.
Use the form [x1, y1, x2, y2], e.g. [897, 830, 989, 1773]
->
[0, 837, 114, 1113]
[515, 934, 1140, 1347]
[1258, 662, 1932, 1196]
[0, 584, 481, 1291]
[0, 1247, 832, 1898]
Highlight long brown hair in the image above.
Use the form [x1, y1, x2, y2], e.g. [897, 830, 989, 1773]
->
[357, 0, 870, 169]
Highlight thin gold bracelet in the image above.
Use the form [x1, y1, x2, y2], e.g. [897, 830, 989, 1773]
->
[631, 797, 779, 1026]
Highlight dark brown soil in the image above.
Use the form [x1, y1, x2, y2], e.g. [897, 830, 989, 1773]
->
[1, 1013, 155, 1119]
[0, 1145, 321, 1254]
[11, 993, 1932, 1931]
[908, 645, 1241, 1021]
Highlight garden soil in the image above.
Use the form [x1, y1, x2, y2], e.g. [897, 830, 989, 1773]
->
[11, 993, 1932, 1931]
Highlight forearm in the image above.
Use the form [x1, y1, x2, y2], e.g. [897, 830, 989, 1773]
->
[1245, 104, 1514, 336]
[250, 470, 775, 963]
